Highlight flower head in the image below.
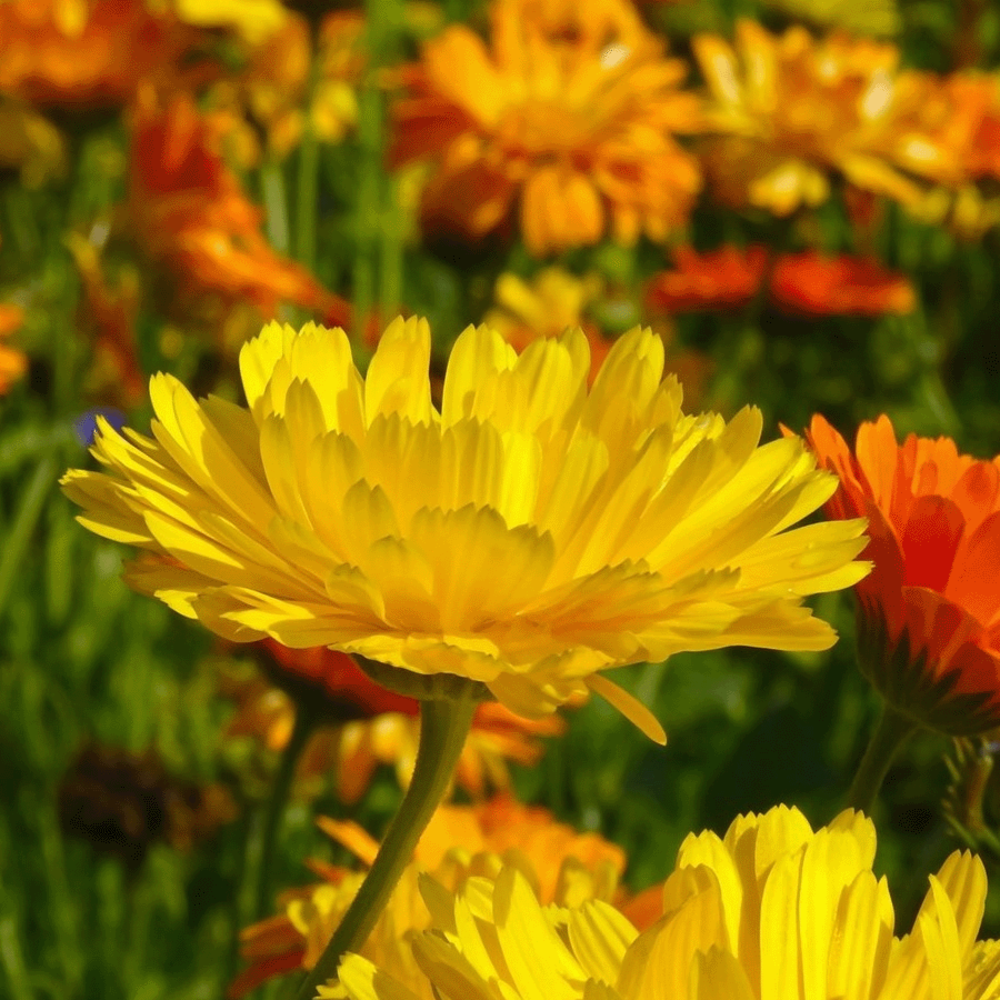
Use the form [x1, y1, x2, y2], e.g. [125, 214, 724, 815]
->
[693, 21, 942, 214]
[62, 318, 867, 740]
[805, 414, 1000, 735]
[231, 795, 625, 998]
[333, 804, 1000, 1000]
[391, 0, 703, 255]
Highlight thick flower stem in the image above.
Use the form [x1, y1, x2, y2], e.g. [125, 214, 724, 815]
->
[291, 696, 477, 1000]
[847, 704, 918, 815]
[253, 703, 318, 920]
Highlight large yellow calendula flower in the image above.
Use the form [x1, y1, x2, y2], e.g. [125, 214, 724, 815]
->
[333, 804, 1000, 1000]
[62, 318, 867, 740]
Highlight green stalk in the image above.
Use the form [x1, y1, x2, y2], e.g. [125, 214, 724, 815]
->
[253, 703, 320, 920]
[0, 455, 59, 619]
[291, 696, 476, 1000]
[261, 160, 291, 255]
[846, 704, 918, 815]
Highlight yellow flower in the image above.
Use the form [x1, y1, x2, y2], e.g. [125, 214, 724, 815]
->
[333, 804, 1000, 1000]
[231, 795, 625, 998]
[391, 0, 703, 255]
[62, 318, 867, 740]
[170, 0, 288, 44]
[693, 20, 941, 215]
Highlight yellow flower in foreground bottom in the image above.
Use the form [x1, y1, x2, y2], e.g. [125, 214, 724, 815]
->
[62, 319, 867, 739]
[334, 804, 1000, 1000]
[232, 796, 624, 998]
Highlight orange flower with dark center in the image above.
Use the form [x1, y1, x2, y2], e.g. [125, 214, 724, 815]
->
[646, 245, 915, 316]
[805, 414, 1000, 734]
[0, 0, 183, 108]
[223, 643, 564, 803]
[230, 794, 625, 998]
[391, 0, 702, 255]
[127, 89, 349, 326]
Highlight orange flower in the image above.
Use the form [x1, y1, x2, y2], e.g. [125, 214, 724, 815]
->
[230, 795, 625, 998]
[0, 0, 184, 108]
[391, 0, 702, 255]
[127, 89, 349, 328]
[647, 245, 915, 316]
[805, 414, 1000, 735]
[0, 303, 28, 394]
[693, 21, 941, 214]
[224, 643, 564, 803]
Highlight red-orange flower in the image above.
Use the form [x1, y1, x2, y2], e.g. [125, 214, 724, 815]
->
[0, 0, 183, 108]
[805, 414, 1000, 734]
[391, 0, 702, 255]
[646, 245, 916, 316]
[127, 89, 349, 327]
[224, 642, 564, 803]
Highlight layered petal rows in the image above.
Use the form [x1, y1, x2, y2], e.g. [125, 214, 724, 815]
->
[63, 319, 867, 736]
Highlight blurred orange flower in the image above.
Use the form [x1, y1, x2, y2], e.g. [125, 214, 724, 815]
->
[0, 303, 28, 395]
[805, 414, 1000, 735]
[647, 245, 915, 316]
[693, 20, 939, 214]
[391, 0, 702, 255]
[224, 642, 563, 803]
[0, 0, 183, 108]
[127, 90, 348, 327]
[230, 794, 625, 998]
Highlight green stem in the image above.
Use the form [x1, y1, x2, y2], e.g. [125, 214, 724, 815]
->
[291, 696, 477, 1000]
[0, 455, 59, 619]
[295, 110, 320, 274]
[261, 160, 291, 255]
[847, 704, 918, 815]
[253, 704, 319, 920]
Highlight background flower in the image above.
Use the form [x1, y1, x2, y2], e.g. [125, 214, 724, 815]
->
[806, 414, 1000, 734]
[391, 0, 703, 254]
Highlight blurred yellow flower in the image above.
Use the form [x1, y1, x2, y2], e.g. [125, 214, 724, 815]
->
[484, 269, 612, 383]
[170, 0, 288, 44]
[232, 795, 625, 998]
[391, 0, 703, 255]
[693, 20, 940, 215]
[333, 805, 1000, 1000]
[62, 318, 867, 740]
[0, 96, 65, 188]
